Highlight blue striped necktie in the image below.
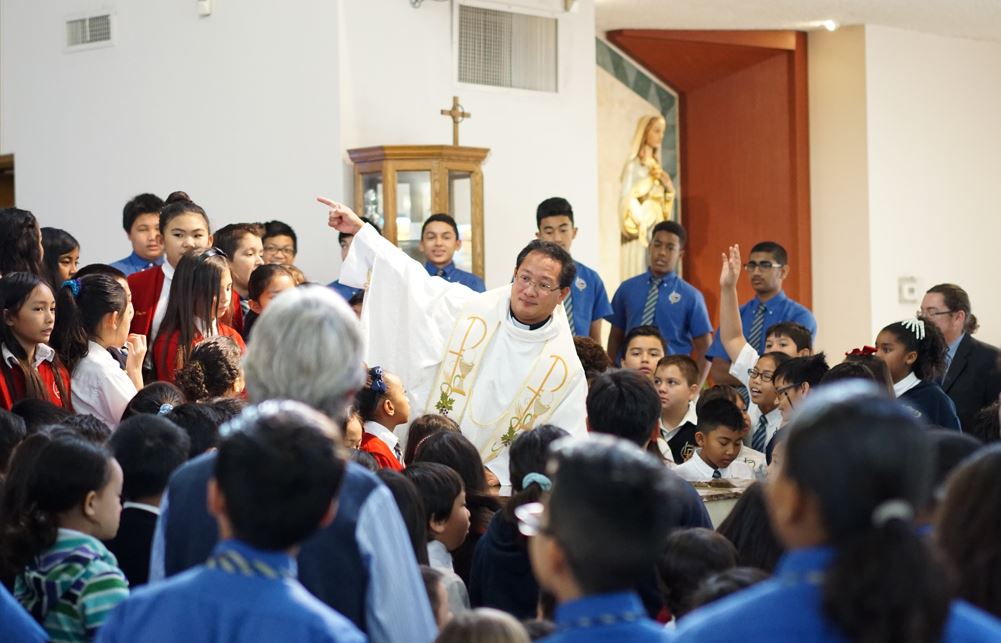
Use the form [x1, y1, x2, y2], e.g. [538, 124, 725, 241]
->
[752, 414, 768, 452]
[641, 277, 663, 325]
[747, 302, 767, 351]
[563, 294, 574, 331]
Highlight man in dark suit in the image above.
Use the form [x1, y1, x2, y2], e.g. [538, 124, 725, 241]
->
[922, 284, 1001, 430]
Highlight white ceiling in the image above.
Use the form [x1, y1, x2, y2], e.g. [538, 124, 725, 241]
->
[595, 0, 1001, 43]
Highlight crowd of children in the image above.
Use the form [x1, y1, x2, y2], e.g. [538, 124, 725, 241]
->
[0, 192, 1000, 643]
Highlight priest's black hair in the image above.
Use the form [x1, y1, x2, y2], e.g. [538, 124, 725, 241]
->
[514, 240, 576, 290]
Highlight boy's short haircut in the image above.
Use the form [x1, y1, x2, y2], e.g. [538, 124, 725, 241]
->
[10, 399, 71, 434]
[749, 241, 788, 266]
[586, 369, 660, 447]
[968, 402, 1000, 443]
[656, 528, 738, 618]
[404, 462, 464, 524]
[697, 399, 744, 436]
[765, 322, 813, 351]
[165, 403, 224, 458]
[339, 217, 382, 243]
[546, 435, 684, 595]
[773, 353, 830, 388]
[109, 415, 191, 500]
[623, 325, 666, 354]
[262, 220, 298, 253]
[58, 414, 112, 445]
[421, 213, 460, 239]
[214, 401, 346, 550]
[122, 193, 164, 233]
[695, 385, 741, 417]
[656, 354, 698, 386]
[536, 197, 574, 227]
[650, 220, 687, 247]
[213, 223, 261, 259]
[0, 409, 27, 474]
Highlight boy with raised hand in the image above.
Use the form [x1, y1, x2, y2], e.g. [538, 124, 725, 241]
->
[535, 197, 611, 341]
[96, 401, 365, 643]
[421, 213, 485, 292]
[521, 435, 684, 642]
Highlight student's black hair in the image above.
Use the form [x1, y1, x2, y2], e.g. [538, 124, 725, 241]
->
[716, 482, 785, 572]
[650, 220, 687, 247]
[926, 283, 979, 334]
[154, 247, 229, 375]
[535, 197, 574, 227]
[689, 567, 769, 610]
[0, 408, 27, 475]
[376, 469, 430, 566]
[586, 369, 660, 448]
[73, 263, 126, 281]
[413, 431, 497, 509]
[0, 273, 70, 407]
[765, 321, 813, 351]
[203, 396, 246, 425]
[338, 217, 382, 244]
[213, 402, 346, 550]
[514, 240, 576, 290]
[783, 383, 949, 643]
[421, 213, 460, 239]
[109, 415, 190, 500]
[0, 432, 112, 575]
[355, 366, 392, 422]
[749, 240, 788, 266]
[40, 227, 79, 290]
[656, 528, 738, 619]
[10, 399, 71, 434]
[165, 402, 223, 458]
[51, 274, 128, 371]
[696, 398, 745, 437]
[120, 381, 186, 422]
[968, 402, 1000, 443]
[159, 191, 210, 235]
[696, 385, 742, 417]
[773, 353, 830, 389]
[623, 324, 666, 354]
[404, 462, 464, 524]
[122, 193, 165, 233]
[174, 335, 243, 402]
[936, 445, 1001, 619]
[58, 414, 112, 445]
[545, 435, 685, 595]
[925, 429, 981, 494]
[0, 208, 43, 276]
[506, 424, 570, 522]
[833, 354, 895, 396]
[348, 448, 379, 472]
[880, 318, 949, 381]
[247, 264, 294, 302]
[213, 223, 261, 261]
[261, 220, 298, 253]
[403, 413, 460, 466]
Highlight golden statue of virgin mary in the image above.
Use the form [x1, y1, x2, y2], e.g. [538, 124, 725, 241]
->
[619, 115, 676, 279]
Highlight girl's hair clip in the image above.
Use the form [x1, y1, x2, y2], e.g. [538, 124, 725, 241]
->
[368, 366, 387, 395]
[62, 279, 81, 298]
[899, 317, 925, 341]
[522, 472, 552, 492]
[846, 346, 877, 356]
[157, 403, 174, 416]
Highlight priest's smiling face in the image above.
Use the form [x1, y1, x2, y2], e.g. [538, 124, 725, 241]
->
[511, 251, 568, 326]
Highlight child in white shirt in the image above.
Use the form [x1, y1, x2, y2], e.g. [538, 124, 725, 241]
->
[676, 398, 754, 482]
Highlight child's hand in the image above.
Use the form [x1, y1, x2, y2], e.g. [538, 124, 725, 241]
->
[318, 197, 364, 235]
[125, 333, 147, 373]
[720, 244, 741, 289]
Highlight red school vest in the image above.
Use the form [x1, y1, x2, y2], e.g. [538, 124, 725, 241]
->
[359, 432, 404, 472]
[152, 324, 247, 384]
[129, 265, 244, 337]
[0, 358, 73, 411]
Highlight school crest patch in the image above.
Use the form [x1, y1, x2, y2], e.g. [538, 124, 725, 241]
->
[575, 277, 586, 291]
[668, 290, 682, 304]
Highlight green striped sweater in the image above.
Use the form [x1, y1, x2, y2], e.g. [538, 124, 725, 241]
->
[15, 528, 129, 642]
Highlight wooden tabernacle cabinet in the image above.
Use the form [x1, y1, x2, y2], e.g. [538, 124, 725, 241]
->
[347, 145, 490, 278]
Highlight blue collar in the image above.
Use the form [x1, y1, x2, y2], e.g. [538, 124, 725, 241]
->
[425, 260, 455, 277]
[947, 333, 965, 361]
[775, 546, 834, 581]
[753, 290, 789, 310]
[128, 250, 164, 267]
[208, 539, 297, 580]
[554, 591, 647, 629]
[645, 269, 677, 286]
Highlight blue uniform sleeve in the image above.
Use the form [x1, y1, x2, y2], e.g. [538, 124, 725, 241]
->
[605, 283, 628, 328]
[589, 273, 613, 322]
[468, 274, 486, 293]
[687, 289, 714, 338]
[791, 305, 818, 337]
[705, 328, 728, 361]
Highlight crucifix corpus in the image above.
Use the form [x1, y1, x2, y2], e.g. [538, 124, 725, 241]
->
[440, 96, 471, 146]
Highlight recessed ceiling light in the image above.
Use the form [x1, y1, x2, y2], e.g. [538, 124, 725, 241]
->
[823, 20, 839, 31]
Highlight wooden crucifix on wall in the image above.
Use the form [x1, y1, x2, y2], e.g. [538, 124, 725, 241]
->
[440, 96, 471, 146]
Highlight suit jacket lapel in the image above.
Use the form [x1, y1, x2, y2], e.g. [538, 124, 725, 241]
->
[944, 334, 974, 392]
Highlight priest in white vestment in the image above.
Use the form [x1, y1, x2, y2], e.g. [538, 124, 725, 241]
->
[320, 197, 588, 487]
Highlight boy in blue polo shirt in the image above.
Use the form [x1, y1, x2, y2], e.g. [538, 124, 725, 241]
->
[706, 240, 816, 388]
[535, 197, 612, 341]
[607, 221, 712, 379]
[420, 213, 485, 292]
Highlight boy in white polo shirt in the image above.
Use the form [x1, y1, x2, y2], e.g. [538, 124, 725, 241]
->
[676, 398, 754, 482]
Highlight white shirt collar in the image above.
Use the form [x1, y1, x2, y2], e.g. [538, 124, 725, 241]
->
[660, 402, 698, 442]
[162, 261, 175, 280]
[893, 372, 921, 397]
[123, 501, 161, 516]
[363, 420, 400, 452]
[84, 340, 117, 365]
[427, 540, 453, 571]
[686, 451, 727, 477]
[3, 342, 54, 369]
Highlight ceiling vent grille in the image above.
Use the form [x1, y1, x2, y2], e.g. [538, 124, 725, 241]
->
[457, 4, 557, 92]
[66, 15, 112, 48]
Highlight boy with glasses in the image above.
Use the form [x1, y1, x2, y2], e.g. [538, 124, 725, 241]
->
[261, 221, 298, 265]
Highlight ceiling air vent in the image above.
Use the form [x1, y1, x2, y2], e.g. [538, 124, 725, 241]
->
[66, 14, 112, 48]
[457, 4, 557, 92]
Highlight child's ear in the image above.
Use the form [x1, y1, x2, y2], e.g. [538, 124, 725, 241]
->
[455, 238, 463, 251]
[248, 300, 262, 315]
[687, 383, 699, 399]
[82, 490, 98, 519]
[694, 431, 706, 447]
[382, 397, 395, 417]
[800, 382, 811, 396]
[904, 351, 918, 367]
[798, 348, 811, 357]
[429, 516, 446, 537]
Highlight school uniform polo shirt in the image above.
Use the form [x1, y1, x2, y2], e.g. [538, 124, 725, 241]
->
[328, 279, 361, 302]
[607, 270, 713, 356]
[706, 290, 816, 362]
[424, 260, 485, 293]
[109, 251, 164, 277]
[563, 260, 612, 337]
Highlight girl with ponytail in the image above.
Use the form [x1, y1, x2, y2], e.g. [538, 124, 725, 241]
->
[673, 382, 1001, 643]
[51, 274, 146, 428]
[0, 273, 71, 411]
[174, 334, 244, 401]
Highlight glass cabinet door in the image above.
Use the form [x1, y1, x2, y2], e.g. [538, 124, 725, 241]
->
[448, 170, 474, 273]
[396, 170, 432, 263]
[361, 173, 385, 231]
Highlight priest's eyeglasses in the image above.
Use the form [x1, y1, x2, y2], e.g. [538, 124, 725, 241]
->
[515, 273, 561, 294]
[744, 261, 784, 272]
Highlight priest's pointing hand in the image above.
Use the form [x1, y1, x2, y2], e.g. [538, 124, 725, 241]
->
[318, 196, 364, 235]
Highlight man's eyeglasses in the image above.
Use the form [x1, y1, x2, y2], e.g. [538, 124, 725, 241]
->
[514, 273, 562, 294]
[775, 383, 798, 398]
[744, 261, 784, 273]
[264, 245, 295, 257]
[918, 309, 955, 318]
[514, 502, 549, 537]
[748, 369, 775, 383]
